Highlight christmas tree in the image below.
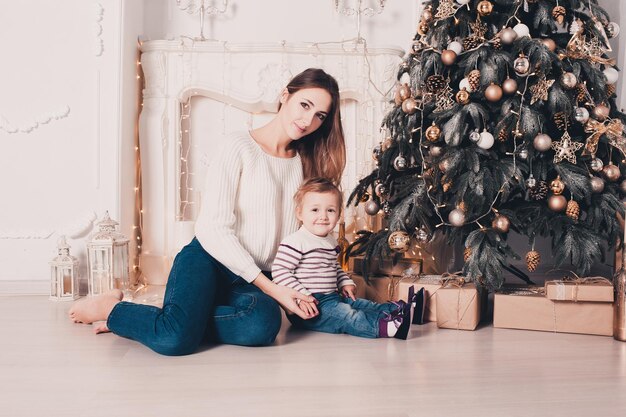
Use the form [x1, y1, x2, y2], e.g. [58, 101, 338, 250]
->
[347, 0, 626, 290]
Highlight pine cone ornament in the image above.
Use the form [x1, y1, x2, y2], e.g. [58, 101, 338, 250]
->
[491, 37, 502, 50]
[566, 200, 580, 220]
[426, 75, 446, 93]
[467, 70, 481, 91]
[497, 129, 508, 142]
[464, 247, 472, 262]
[525, 250, 541, 272]
[552, 5, 566, 25]
[554, 112, 569, 131]
[463, 36, 482, 51]
[607, 83, 617, 97]
[529, 180, 548, 200]
[576, 83, 588, 102]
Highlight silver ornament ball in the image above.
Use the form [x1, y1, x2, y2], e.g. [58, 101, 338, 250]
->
[533, 133, 552, 152]
[514, 56, 530, 76]
[364, 200, 380, 215]
[518, 149, 529, 160]
[560, 72, 577, 89]
[590, 158, 604, 172]
[607, 22, 620, 38]
[574, 107, 590, 123]
[393, 155, 408, 171]
[590, 176, 605, 193]
[500, 28, 517, 45]
[469, 130, 481, 143]
[526, 175, 537, 189]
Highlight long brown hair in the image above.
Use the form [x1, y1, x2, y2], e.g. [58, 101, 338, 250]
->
[282, 68, 346, 186]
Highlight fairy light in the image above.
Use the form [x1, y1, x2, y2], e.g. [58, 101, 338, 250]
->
[132, 40, 145, 283]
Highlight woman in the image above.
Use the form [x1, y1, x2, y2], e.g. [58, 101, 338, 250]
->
[69, 68, 346, 356]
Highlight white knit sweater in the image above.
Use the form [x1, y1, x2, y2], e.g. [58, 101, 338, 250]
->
[194, 131, 303, 282]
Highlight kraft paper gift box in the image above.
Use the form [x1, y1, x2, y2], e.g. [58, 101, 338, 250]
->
[493, 288, 613, 336]
[435, 281, 483, 330]
[352, 256, 423, 277]
[351, 274, 395, 303]
[544, 277, 614, 302]
[394, 276, 446, 322]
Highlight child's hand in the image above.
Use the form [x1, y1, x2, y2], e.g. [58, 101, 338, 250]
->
[297, 299, 319, 318]
[341, 285, 357, 301]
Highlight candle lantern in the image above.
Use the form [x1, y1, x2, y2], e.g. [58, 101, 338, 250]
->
[87, 211, 130, 296]
[49, 236, 79, 301]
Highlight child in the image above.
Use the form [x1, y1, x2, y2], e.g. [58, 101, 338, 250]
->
[272, 178, 419, 339]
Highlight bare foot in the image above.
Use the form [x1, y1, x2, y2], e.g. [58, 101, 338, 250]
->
[68, 289, 124, 324]
[93, 321, 111, 334]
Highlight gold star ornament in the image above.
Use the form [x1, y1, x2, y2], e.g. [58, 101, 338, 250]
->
[435, 0, 457, 20]
[551, 131, 584, 164]
[529, 76, 555, 104]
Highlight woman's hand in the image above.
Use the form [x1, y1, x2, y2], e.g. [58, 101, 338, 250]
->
[253, 273, 318, 319]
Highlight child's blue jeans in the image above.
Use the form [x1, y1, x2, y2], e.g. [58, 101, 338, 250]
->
[287, 292, 398, 338]
[106, 237, 282, 356]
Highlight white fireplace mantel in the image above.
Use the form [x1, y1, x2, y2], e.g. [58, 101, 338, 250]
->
[139, 38, 404, 284]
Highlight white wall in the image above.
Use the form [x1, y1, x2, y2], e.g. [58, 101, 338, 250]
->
[0, 0, 415, 294]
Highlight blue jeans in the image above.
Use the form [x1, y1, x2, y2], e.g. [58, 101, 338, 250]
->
[106, 238, 282, 356]
[287, 292, 398, 338]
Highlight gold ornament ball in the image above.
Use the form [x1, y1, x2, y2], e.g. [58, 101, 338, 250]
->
[477, 1, 493, 16]
[548, 194, 568, 212]
[540, 38, 557, 52]
[401, 97, 418, 115]
[441, 49, 457, 66]
[492, 214, 511, 233]
[603, 163, 621, 182]
[448, 208, 466, 227]
[550, 177, 565, 195]
[398, 83, 412, 101]
[560, 72, 577, 89]
[502, 78, 518, 95]
[388, 230, 411, 252]
[590, 176, 605, 193]
[456, 89, 470, 105]
[381, 136, 393, 151]
[418, 20, 429, 36]
[359, 192, 371, 203]
[394, 89, 403, 106]
[425, 124, 441, 142]
[593, 104, 610, 121]
[485, 83, 503, 102]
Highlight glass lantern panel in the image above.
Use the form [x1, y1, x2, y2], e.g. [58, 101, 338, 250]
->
[113, 246, 129, 290]
[62, 267, 73, 295]
[51, 268, 59, 297]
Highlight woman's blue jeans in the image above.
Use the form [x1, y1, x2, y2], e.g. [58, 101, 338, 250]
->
[287, 292, 398, 338]
[106, 238, 282, 356]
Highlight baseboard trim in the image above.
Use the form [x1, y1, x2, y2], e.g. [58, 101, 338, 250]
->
[0, 280, 49, 295]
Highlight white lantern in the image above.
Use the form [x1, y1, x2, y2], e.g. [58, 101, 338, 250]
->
[49, 236, 79, 301]
[87, 211, 130, 296]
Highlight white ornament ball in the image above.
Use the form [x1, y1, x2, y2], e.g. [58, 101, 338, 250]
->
[604, 67, 619, 84]
[513, 23, 530, 38]
[455, 0, 471, 4]
[448, 41, 463, 55]
[477, 131, 495, 150]
[448, 208, 466, 227]
[533, 133, 552, 152]
[459, 78, 473, 93]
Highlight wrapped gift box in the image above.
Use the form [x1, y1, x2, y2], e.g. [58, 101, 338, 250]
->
[494, 288, 612, 336]
[544, 278, 613, 302]
[435, 281, 484, 331]
[352, 274, 444, 322]
[352, 256, 422, 277]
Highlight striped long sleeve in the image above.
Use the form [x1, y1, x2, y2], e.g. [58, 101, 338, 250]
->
[271, 227, 356, 295]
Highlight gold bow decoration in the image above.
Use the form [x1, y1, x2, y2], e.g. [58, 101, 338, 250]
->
[583, 118, 626, 157]
[566, 20, 616, 67]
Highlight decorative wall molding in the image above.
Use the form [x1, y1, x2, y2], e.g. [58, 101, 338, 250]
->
[0, 105, 70, 135]
[94, 2, 104, 56]
[0, 211, 96, 240]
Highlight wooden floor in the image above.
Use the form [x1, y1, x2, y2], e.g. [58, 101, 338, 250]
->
[2, 290, 626, 417]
